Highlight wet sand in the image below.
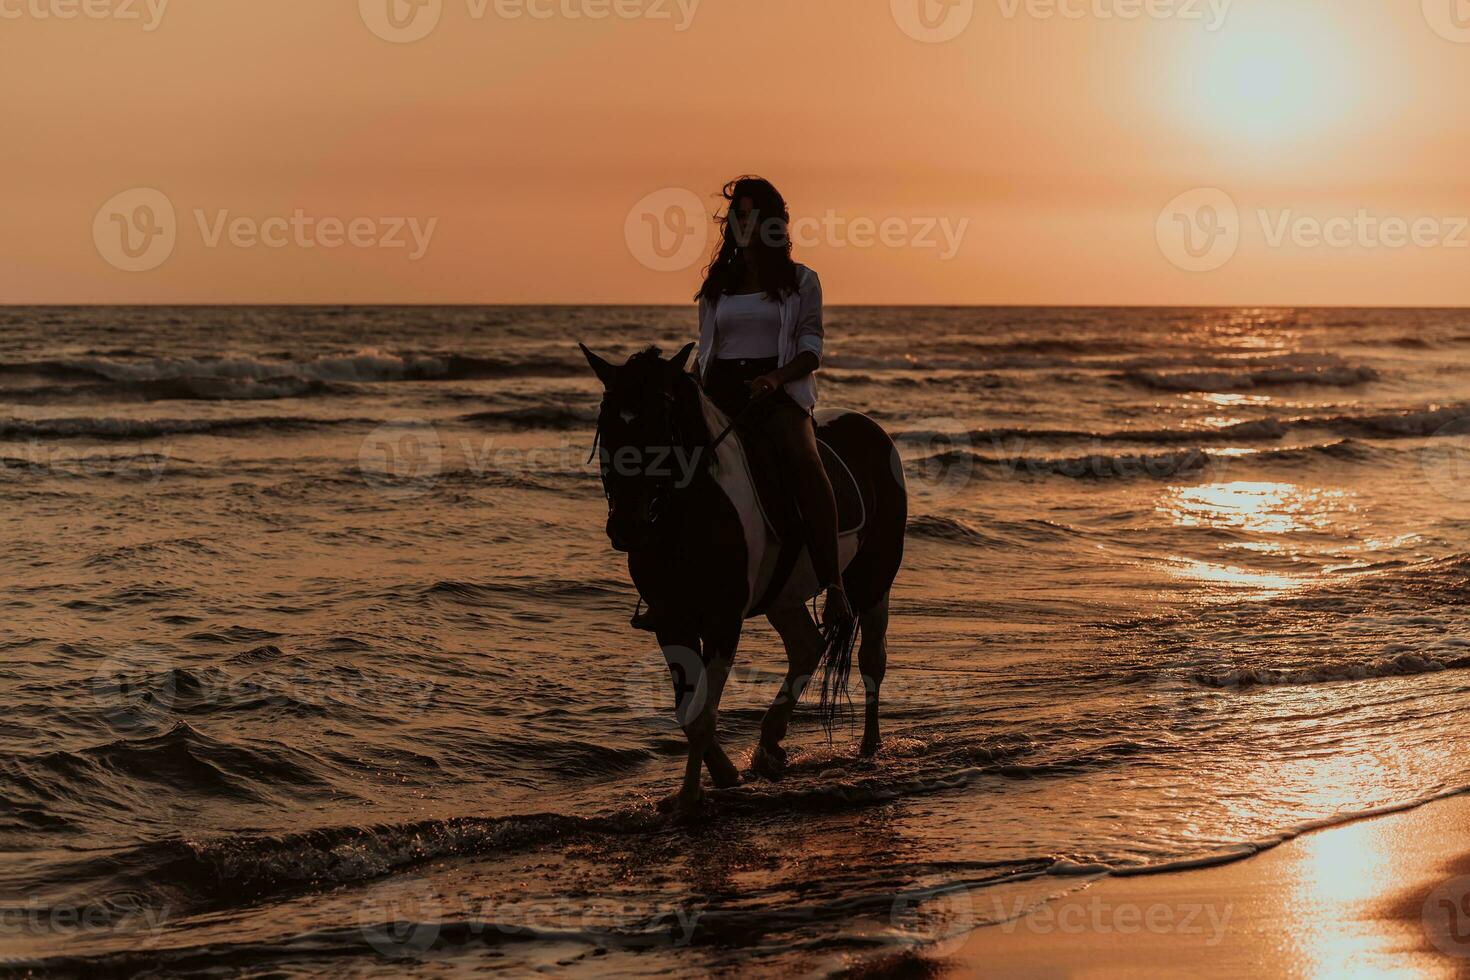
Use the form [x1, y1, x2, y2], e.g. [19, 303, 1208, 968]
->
[948, 793, 1470, 977]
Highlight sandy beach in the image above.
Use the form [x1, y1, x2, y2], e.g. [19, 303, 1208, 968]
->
[949, 793, 1470, 977]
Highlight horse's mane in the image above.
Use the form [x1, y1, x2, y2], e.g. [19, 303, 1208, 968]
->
[625, 345, 665, 370]
[604, 345, 714, 449]
[669, 358, 714, 449]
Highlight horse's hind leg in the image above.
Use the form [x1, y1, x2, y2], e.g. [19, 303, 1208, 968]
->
[857, 592, 890, 757]
[752, 604, 824, 777]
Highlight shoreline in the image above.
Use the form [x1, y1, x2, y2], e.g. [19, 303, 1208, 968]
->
[939, 790, 1470, 977]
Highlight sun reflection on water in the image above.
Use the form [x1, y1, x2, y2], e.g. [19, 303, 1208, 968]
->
[1165, 481, 1347, 535]
[1286, 803, 1407, 978]
[1157, 482, 1353, 595]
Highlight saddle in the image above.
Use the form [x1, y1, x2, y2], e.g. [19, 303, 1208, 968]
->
[731, 412, 866, 616]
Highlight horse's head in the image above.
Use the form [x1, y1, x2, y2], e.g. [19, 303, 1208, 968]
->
[581, 341, 700, 553]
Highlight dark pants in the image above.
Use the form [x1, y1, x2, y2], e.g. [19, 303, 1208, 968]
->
[704, 357, 842, 591]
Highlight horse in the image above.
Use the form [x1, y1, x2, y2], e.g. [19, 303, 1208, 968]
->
[580, 342, 907, 818]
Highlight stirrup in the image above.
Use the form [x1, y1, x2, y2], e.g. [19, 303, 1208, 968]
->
[630, 597, 660, 633]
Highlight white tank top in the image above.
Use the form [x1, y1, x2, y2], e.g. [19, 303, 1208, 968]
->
[714, 292, 781, 359]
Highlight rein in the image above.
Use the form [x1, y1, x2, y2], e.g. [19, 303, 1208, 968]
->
[587, 380, 758, 507]
[705, 398, 756, 455]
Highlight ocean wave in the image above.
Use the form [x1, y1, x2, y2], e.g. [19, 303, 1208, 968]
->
[49, 810, 660, 915]
[0, 722, 333, 812]
[0, 918, 750, 977]
[909, 440, 1411, 484]
[16, 732, 1124, 920]
[0, 350, 581, 388]
[1191, 650, 1470, 690]
[910, 447, 1212, 481]
[906, 514, 1089, 549]
[422, 577, 625, 604]
[0, 415, 370, 441]
[1124, 364, 1380, 392]
[0, 451, 177, 481]
[0, 350, 593, 410]
[459, 405, 598, 429]
[907, 515, 1010, 545]
[893, 403, 1470, 448]
[2, 376, 345, 404]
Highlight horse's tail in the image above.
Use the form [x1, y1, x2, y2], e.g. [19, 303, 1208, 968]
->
[817, 611, 860, 739]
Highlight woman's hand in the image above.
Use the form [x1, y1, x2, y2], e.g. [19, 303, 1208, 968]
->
[749, 372, 784, 399]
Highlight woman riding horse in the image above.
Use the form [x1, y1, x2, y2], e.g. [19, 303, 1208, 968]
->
[581, 177, 907, 819]
[632, 175, 852, 633]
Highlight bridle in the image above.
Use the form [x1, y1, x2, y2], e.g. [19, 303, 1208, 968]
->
[587, 382, 691, 534]
[588, 370, 760, 541]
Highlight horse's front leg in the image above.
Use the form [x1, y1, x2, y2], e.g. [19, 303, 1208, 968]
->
[657, 621, 741, 818]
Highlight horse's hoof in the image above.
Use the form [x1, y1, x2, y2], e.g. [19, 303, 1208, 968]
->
[671, 788, 706, 823]
[750, 744, 788, 780]
[710, 768, 741, 790]
[859, 737, 881, 759]
[656, 787, 705, 816]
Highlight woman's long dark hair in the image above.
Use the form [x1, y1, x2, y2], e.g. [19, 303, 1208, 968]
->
[696, 176, 799, 303]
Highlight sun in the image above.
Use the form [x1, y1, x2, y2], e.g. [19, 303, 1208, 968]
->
[1175, 8, 1359, 146]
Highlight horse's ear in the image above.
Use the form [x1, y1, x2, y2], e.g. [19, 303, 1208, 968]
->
[580, 343, 619, 388]
[669, 342, 696, 375]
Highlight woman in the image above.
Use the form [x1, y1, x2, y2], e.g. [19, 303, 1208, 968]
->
[686, 176, 851, 631]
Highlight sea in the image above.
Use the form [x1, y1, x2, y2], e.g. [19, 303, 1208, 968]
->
[3, 305, 1470, 976]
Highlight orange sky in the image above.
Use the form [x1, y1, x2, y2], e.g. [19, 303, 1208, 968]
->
[5, 0, 1470, 305]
